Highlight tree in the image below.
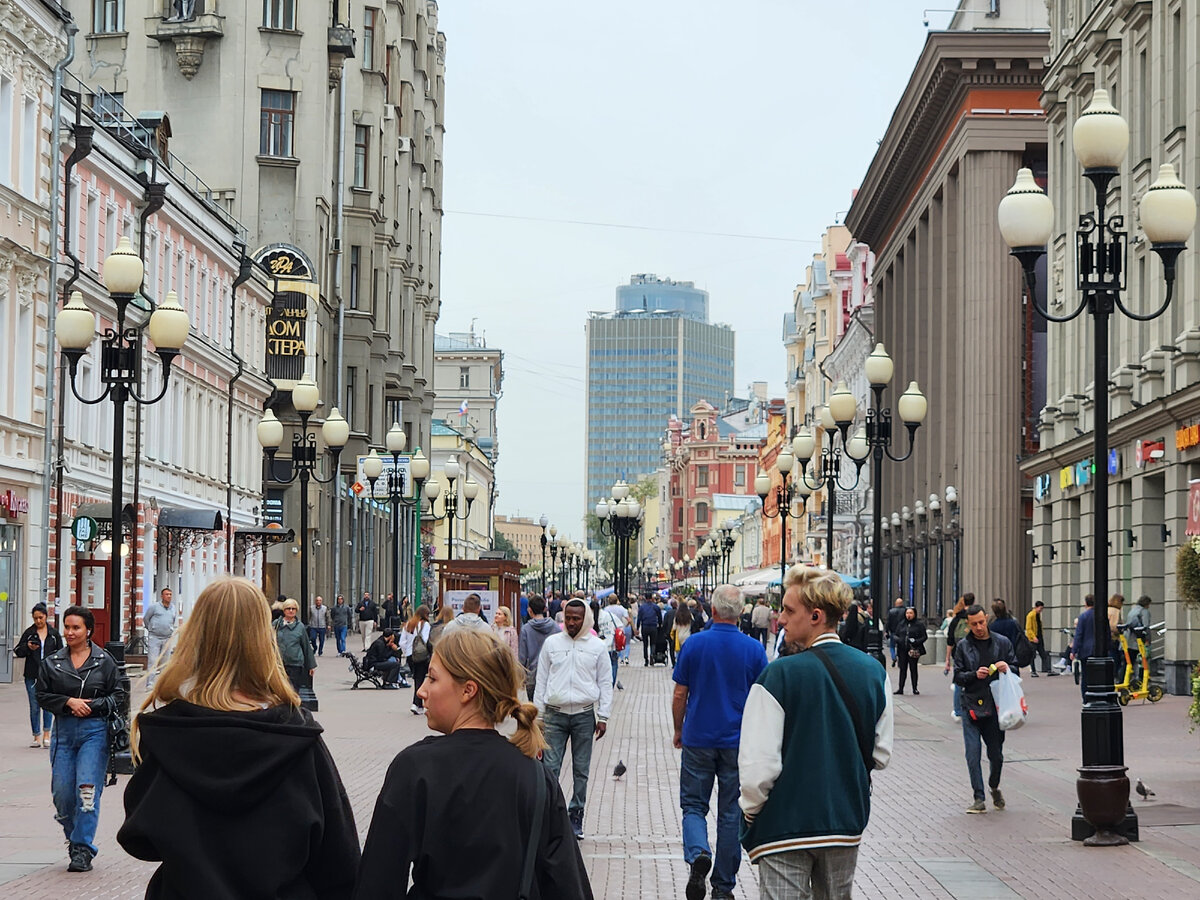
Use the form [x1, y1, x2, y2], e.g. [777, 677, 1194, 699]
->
[492, 530, 520, 562]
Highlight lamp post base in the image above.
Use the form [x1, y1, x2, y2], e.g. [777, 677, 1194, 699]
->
[1071, 801, 1138, 844]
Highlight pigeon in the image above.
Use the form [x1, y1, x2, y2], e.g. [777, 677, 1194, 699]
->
[1136, 779, 1155, 799]
[612, 760, 627, 780]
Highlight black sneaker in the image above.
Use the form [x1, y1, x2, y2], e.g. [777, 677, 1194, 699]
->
[569, 809, 584, 840]
[686, 853, 712, 900]
[67, 844, 92, 872]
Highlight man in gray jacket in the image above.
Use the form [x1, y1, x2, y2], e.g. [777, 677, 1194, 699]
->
[144, 587, 179, 689]
[518, 595, 559, 700]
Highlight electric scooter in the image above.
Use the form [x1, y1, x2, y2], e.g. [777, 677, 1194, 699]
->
[1115, 621, 1166, 705]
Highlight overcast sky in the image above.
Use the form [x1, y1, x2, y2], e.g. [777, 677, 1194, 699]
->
[435, 1, 957, 544]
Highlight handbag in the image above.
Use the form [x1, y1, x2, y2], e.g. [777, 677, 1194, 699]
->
[908, 648, 922, 659]
[518, 761, 547, 900]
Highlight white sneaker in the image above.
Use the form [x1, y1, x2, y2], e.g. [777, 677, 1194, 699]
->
[952, 713, 961, 723]
[410, 704, 420, 715]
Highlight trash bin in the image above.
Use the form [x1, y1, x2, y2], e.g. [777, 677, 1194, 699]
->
[931, 632, 947, 667]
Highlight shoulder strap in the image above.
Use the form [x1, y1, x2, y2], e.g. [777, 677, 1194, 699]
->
[809, 645, 875, 774]
[519, 762, 547, 900]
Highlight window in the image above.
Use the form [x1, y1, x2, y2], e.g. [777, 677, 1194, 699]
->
[261, 0, 294, 30]
[349, 245, 361, 309]
[696, 466, 708, 488]
[353, 125, 369, 187]
[362, 8, 378, 70]
[259, 90, 294, 157]
[94, 0, 125, 32]
[459, 366, 470, 388]
[85, 195, 99, 270]
[0, 76, 11, 186]
[345, 367, 357, 429]
[734, 465, 745, 487]
[1172, 10, 1185, 130]
[695, 502, 709, 525]
[676, 506, 683, 527]
[90, 90, 124, 122]
[20, 98, 36, 195]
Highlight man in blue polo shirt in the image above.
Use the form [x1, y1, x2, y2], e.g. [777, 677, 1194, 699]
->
[672, 583, 768, 900]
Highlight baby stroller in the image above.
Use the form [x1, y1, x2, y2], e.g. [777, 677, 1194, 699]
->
[652, 627, 670, 667]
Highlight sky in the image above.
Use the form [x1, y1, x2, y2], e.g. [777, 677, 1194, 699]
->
[435, 1, 958, 544]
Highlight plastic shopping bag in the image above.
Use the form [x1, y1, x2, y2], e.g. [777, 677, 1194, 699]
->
[990, 670, 1028, 731]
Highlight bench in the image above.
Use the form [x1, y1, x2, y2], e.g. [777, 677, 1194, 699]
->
[341, 651, 410, 690]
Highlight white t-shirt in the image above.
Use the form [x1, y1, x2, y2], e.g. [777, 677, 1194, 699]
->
[599, 604, 629, 651]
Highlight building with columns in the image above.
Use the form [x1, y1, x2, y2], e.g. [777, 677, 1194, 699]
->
[844, 23, 1049, 623]
[1021, 0, 1200, 693]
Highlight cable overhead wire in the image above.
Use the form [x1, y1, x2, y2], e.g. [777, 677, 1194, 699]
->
[445, 209, 820, 244]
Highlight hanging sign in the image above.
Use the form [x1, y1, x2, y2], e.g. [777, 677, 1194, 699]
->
[253, 243, 315, 280]
[1177, 423, 1200, 452]
[1188, 480, 1200, 536]
[70, 515, 98, 541]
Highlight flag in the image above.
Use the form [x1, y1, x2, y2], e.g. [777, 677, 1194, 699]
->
[459, 400, 468, 417]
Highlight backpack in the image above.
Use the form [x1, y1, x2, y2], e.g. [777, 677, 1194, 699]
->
[1012, 629, 1035, 669]
[411, 630, 430, 663]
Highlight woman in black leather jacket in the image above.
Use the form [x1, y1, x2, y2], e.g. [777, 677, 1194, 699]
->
[13, 602, 63, 747]
[36, 605, 125, 873]
[894, 607, 927, 695]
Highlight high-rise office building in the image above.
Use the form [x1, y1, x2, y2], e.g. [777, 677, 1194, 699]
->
[585, 274, 734, 508]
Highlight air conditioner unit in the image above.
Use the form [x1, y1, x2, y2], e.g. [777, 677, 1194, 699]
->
[397, 136, 411, 153]
[382, 105, 395, 122]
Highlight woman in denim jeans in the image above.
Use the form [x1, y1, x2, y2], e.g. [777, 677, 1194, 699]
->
[36, 605, 124, 873]
[13, 602, 62, 747]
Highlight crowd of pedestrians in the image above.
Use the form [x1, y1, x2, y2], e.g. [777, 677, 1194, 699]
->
[16, 567, 1150, 899]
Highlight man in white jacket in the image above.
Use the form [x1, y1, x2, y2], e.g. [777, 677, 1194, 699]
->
[535, 598, 613, 840]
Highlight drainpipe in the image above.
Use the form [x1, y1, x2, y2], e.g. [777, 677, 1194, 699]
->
[51, 93, 93, 608]
[39, 17, 77, 611]
[226, 245, 252, 571]
[331, 67, 348, 600]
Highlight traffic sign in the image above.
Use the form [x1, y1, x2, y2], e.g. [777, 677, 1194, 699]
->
[71, 515, 99, 543]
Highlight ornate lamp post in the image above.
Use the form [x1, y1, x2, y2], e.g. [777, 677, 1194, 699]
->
[718, 521, 737, 583]
[538, 514, 549, 595]
[362, 425, 432, 612]
[928, 493, 945, 619]
[422, 454, 479, 561]
[56, 236, 191, 642]
[257, 375, 350, 623]
[596, 480, 642, 601]
[864, 344, 928, 663]
[755, 445, 811, 586]
[998, 89, 1195, 845]
[794, 385, 870, 571]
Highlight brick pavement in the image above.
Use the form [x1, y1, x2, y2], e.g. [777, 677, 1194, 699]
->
[2, 652, 1199, 898]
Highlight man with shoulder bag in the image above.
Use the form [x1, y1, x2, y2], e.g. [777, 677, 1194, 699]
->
[952, 604, 1018, 813]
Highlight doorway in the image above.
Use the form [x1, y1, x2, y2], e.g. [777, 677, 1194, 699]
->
[76, 560, 111, 648]
[0, 551, 17, 684]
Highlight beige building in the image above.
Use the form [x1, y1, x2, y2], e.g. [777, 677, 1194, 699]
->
[845, 24, 1049, 621]
[427, 420, 493, 565]
[494, 515, 543, 569]
[59, 0, 448, 604]
[433, 328, 503, 465]
[1022, 0, 1200, 693]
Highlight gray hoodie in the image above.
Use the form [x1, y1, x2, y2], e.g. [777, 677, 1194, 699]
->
[518, 616, 560, 688]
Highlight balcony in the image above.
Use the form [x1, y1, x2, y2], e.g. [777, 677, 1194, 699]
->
[149, 2, 224, 80]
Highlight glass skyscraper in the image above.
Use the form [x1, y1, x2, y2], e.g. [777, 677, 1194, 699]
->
[586, 274, 735, 508]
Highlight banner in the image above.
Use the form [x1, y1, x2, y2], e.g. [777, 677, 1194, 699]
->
[1187, 480, 1200, 536]
[442, 590, 499, 621]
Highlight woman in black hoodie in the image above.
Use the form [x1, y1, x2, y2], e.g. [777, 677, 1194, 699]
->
[894, 606, 928, 695]
[118, 576, 359, 899]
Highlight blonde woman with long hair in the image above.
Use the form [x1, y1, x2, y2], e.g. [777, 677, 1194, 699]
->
[355, 628, 593, 899]
[117, 577, 359, 898]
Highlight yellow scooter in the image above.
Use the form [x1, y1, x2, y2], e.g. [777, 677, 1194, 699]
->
[1115, 623, 1165, 705]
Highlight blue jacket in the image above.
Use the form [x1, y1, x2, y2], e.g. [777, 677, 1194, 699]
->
[1073, 607, 1096, 659]
[637, 601, 662, 631]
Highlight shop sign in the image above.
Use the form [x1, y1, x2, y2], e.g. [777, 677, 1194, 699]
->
[1059, 466, 1075, 490]
[1074, 459, 1093, 486]
[264, 490, 285, 527]
[1188, 480, 1200, 536]
[1108, 449, 1120, 476]
[1034, 473, 1051, 502]
[0, 490, 29, 517]
[1177, 423, 1200, 452]
[253, 243, 315, 280]
[70, 515, 98, 542]
[1136, 439, 1166, 469]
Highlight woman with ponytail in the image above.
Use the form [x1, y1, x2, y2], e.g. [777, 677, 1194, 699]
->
[355, 628, 593, 899]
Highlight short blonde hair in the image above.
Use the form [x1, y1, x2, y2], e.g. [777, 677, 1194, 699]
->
[133, 577, 299, 762]
[782, 565, 852, 623]
[432, 628, 545, 758]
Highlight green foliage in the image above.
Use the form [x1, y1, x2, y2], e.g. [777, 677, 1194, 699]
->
[1175, 539, 1200, 608]
[492, 530, 520, 562]
[630, 475, 657, 504]
[585, 512, 613, 576]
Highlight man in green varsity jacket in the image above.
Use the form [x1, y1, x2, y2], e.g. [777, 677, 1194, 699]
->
[738, 565, 893, 899]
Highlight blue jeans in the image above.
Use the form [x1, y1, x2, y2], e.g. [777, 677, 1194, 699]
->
[50, 715, 109, 855]
[308, 627, 326, 655]
[680, 746, 742, 894]
[25, 677, 53, 736]
[610, 650, 619, 686]
[962, 714, 1005, 801]
[541, 708, 595, 814]
[334, 626, 348, 654]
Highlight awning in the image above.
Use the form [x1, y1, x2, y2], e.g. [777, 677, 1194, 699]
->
[158, 507, 223, 531]
[73, 502, 136, 535]
[234, 525, 296, 548]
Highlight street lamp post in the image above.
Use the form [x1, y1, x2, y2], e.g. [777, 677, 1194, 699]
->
[539, 514, 549, 595]
[362, 426, 431, 612]
[596, 481, 642, 601]
[548, 529, 559, 598]
[257, 375, 351, 623]
[718, 521, 737, 583]
[755, 444, 812, 586]
[929, 493, 945, 618]
[865, 344, 928, 665]
[422, 455, 479, 561]
[998, 89, 1195, 845]
[56, 237, 191, 642]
